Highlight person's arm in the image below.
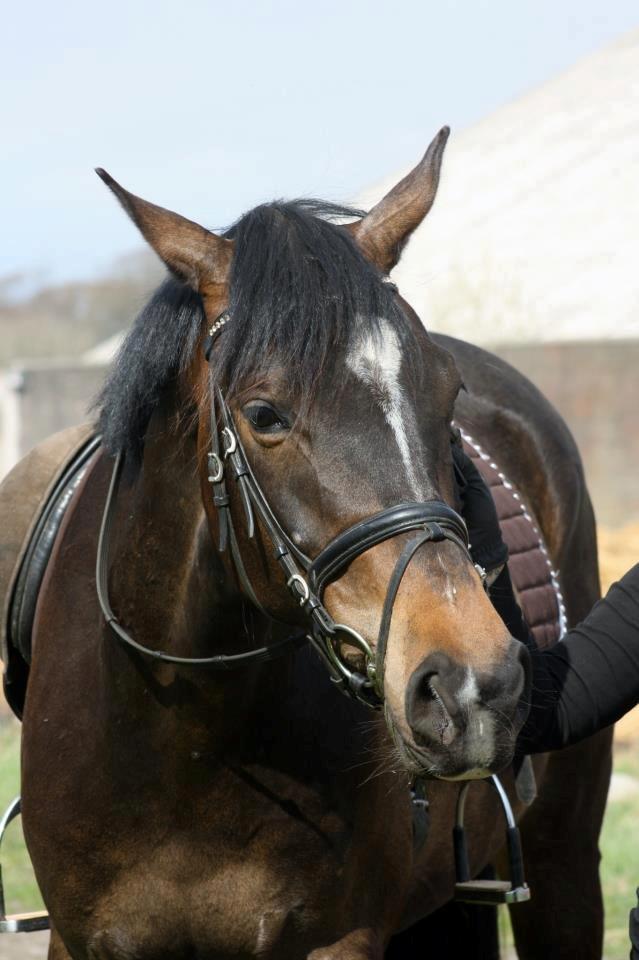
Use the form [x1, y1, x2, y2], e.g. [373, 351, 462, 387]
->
[453, 443, 639, 754]
[517, 564, 639, 753]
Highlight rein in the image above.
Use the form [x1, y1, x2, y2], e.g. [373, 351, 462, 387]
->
[96, 313, 481, 708]
[96, 453, 305, 668]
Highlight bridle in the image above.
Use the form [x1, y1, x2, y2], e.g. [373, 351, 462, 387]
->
[97, 312, 482, 709]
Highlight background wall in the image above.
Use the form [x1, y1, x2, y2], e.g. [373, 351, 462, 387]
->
[496, 340, 639, 527]
[1, 339, 634, 529]
[1, 363, 107, 464]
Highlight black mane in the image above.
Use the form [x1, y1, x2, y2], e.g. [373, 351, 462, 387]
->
[95, 199, 410, 460]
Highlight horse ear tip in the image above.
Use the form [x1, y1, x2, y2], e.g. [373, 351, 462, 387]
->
[422, 126, 451, 163]
[95, 167, 115, 188]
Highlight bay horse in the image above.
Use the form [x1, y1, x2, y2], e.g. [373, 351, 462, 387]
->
[15, 128, 610, 959]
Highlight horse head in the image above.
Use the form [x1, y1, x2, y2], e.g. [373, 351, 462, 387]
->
[97, 128, 530, 780]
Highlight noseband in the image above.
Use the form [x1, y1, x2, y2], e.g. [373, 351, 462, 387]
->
[97, 313, 482, 709]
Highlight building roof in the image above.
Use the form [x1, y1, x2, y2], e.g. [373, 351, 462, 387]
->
[357, 30, 639, 344]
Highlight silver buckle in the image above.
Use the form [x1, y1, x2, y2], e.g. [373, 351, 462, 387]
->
[207, 452, 224, 483]
[287, 574, 310, 606]
[221, 428, 237, 458]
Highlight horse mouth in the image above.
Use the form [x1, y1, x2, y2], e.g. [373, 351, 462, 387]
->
[386, 712, 501, 782]
[384, 712, 439, 777]
[396, 735, 495, 781]
[395, 738, 440, 778]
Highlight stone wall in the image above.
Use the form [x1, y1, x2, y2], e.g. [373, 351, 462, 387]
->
[495, 340, 639, 527]
[0, 362, 107, 468]
[0, 338, 636, 524]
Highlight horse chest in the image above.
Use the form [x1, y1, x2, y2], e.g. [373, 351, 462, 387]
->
[85, 825, 347, 959]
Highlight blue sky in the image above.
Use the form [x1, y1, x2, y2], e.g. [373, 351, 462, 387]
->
[2, 0, 638, 286]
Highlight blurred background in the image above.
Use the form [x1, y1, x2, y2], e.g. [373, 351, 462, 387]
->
[1, 2, 638, 957]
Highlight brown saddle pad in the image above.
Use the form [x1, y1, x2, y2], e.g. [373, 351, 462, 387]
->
[460, 428, 566, 651]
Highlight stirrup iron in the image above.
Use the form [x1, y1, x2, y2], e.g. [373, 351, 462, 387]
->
[0, 797, 50, 933]
[453, 774, 531, 906]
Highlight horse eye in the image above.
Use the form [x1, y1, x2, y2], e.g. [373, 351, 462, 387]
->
[244, 402, 288, 434]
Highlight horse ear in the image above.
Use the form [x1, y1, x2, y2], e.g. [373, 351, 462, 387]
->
[349, 126, 450, 274]
[95, 169, 233, 291]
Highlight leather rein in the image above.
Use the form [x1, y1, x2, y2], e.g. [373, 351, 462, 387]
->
[96, 313, 481, 708]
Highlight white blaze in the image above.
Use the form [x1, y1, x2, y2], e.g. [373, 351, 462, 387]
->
[458, 667, 479, 707]
[347, 320, 422, 497]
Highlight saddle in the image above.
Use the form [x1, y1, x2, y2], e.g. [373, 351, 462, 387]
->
[0, 426, 565, 719]
[0, 425, 99, 716]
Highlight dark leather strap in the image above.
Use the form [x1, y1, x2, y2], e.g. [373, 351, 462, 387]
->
[208, 376, 230, 553]
[10, 434, 101, 663]
[375, 529, 434, 688]
[214, 384, 311, 570]
[95, 452, 305, 668]
[309, 501, 469, 595]
[96, 320, 475, 700]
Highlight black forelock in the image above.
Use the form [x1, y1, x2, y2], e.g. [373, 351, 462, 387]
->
[95, 198, 413, 461]
[93, 277, 204, 460]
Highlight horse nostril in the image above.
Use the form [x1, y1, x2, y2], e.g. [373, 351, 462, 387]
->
[420, 672, 438, 699]
[427, 673, 464, 724]
[407, 662, 461, 748]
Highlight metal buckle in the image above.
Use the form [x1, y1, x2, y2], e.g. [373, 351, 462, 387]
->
[322, 624, 382, 704]
[207, 452, 224, 484]
[221, 428, 237, 458]
[286, 573, 310, 606]
[474, 563, 489, 591]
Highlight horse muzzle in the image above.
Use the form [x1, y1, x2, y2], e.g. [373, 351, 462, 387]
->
[399, 639, 531, 779]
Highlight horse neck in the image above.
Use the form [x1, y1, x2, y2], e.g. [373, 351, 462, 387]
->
[105, 417, 275, 754]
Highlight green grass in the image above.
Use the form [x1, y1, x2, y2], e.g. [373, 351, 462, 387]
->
[499, 744, 639, 960]
[0, 720, 45, 915]
[1, 721, 637, 956]
[599, 744, 639, 959]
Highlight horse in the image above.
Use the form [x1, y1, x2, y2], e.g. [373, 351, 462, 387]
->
[10, 127, 610, 959]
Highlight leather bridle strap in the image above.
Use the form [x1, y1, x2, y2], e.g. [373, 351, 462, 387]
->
[375, 528, 442, 695]
[207, 374, 231, 553]
[305, 503, 473, 704]
[308, 502, 470, 596]
[204, 366, 475, 705]
[95, 450, 305, 668]
[96, 313, 479, 699]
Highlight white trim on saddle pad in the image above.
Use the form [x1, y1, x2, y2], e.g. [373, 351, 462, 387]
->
[459, 427, 568, 641]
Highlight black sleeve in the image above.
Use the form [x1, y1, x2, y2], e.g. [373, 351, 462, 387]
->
[451, 443, 508, 573]
[517, 564, 639, 754]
